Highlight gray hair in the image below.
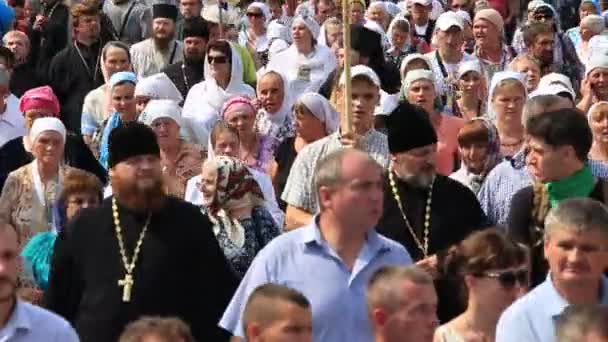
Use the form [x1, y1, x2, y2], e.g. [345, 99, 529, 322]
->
[2, 30, 29, 47]
[544, 198, 608, 238]
[556, 304, 608, 342]
[581, 14, 606, 35]
[102, 41, 131, 63]
[367, 265, 434, 313]
[522, 94, 571, 127]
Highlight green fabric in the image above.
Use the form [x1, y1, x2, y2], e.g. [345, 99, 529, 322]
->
[546, 165, 595, 207]
[234, 44, 257, 86]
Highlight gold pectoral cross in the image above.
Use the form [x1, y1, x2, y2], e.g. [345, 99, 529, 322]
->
[118, 274, 134, 302]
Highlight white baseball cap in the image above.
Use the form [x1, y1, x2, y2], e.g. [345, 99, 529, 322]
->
[436, 11, 464, 31]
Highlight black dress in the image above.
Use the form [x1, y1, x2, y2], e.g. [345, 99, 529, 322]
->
[507, 181, 607, 287]
[273, 137, 297, 211]
[377, 173, 488, 322]
[45, 196, 238, 342]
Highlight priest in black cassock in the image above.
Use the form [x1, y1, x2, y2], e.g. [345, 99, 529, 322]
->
[163, 16, 207, 100]
[45, 122, 238, 342]
[376, 101, 488, 321]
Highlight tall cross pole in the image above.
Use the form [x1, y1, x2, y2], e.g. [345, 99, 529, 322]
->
[341, 0, 352, 134]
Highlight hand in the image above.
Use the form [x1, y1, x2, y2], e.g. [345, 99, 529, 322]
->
[339, 131, 362, 149]
[33, 15, 47, 31]
[416, 255, 439, 278]
[581, 77, 595, 101]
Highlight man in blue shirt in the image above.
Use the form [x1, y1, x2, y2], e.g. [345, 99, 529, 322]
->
[496, 198, 608, 342]
[220, 148, 413, 341]
[0, 223, 79, 341]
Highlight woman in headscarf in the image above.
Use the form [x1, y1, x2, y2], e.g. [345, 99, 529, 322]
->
[220, 96, 276, 173]
[400, 53, 433, 81]
[271, 92, 339, 210]
[0, 118, 85, 302]
[96, 71, 138, 170]
[508, 54, 541, 94]
[486, 71, 527, 158]
[565, 0, 601, 52]
[454, 60, 487, 120]
[81, 41, 132, 146]
[134, 72, 184, 117]
[255, 70, 295, 145]
[573, 14, 605, 65]
[140, 99, 205, 199]
[239, 2, 272, 69]
[587, 101, 608, 163]
[450, 118, 501, 194]
[350, 0, 366, 25]
[385, 16, 430, 72]
[403, 69, 465, 175]
[1, 86, 106, 188]
[21, 168, 102, 292]
[197, 156, 280, 278]
[182, 40, 255, 146]
[184, 121, 284, 228]
[265, 13, 337, 96]
[318, 17, 343, 49]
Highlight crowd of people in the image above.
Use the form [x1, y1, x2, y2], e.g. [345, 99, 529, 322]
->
[2, 0, 608, 340]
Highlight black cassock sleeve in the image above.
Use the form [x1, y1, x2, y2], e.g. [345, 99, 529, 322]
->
[506, 186, 534, 245]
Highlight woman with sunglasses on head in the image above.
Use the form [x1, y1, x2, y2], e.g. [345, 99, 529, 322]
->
[182, 40, 255, 146]
[434, 228, 529, 341]
[239, 2, 271, 70]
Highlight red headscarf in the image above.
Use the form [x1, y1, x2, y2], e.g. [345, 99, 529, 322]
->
[18, 86, 61, 116]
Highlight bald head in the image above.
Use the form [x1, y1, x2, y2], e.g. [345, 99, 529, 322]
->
[313, 148, 381, 198]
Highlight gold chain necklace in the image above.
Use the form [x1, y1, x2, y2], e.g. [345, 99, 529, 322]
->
[112, 197, 151, 302]
[388, 170, 434, 258]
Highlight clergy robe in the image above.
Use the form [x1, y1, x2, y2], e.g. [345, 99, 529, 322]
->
[45, 196, 238, 342]
[162, 59, 204, 100]
[103, 0, 152, 46]
[131, 39, 184, 79]
[377, 174, 488, 322]
[10, 60, 42, 97]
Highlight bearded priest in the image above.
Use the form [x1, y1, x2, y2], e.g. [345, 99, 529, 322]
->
[45, 122, 238, 341]
[376, 101, 488, 322]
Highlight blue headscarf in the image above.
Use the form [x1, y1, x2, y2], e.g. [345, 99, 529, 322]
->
[99, 72, 137, 169]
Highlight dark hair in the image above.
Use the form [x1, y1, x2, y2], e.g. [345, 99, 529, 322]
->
[102, 41, 131, 63]
[119, 317, 195, 342]
[457, 120, 490, 147]
[71, 0, 101, 27]
[206, 39, 232, 62]
[0, 47, 15, 69]
[59, 168, 103, 205]
[442, 228, 527, 306]
[183, 16, 210, 41]
[523, 21, 554, 46]
[526, 108, 592, 162]
[210, 120, 239, 147]
[243, 284, 310, 329]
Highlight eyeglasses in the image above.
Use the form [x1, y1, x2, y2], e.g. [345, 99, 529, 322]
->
[246, 12, 263, 18]
[478, 269, 529, 288]
[208, 55, 229, 64]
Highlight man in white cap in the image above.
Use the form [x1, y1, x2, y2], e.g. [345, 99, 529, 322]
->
[130, 3, 184, 78]
[578, 53, 608, 113]
[425, 11, 476, 114]
[408, 0, 435, 44]
[281, 65, 389, 229]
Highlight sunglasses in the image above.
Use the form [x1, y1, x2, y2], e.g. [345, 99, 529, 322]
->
[533, 13, 553, 20]
[247, 12, 263, 18]
[208, 55, 229, 64]
[478, 268, 528, 288]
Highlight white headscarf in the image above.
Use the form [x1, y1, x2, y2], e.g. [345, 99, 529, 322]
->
[257, 69, 294, 124]
[297, 92, 340, 134]
[403, 69, 435, 92]
[135, 73, 183, 103]
[400, 53, 432, 78]
[141, 99, 183, 127]
[292, 14, 320, 39]
[487, 71, 527, 122]
[30, 117, 66, 143]
[247, 2, 271, 24]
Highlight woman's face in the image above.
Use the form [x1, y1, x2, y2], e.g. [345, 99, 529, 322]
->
[492, 83, 526, 127]
[580, 3, 596, 20]
[269, 1, 282, 19]
[469, 265, 528, 312]
[135, 96, 151, 115]
[208, 48, 231, 83]
[366, 6, 385, 26]
[246, 7, 265, 30]
[292, 22, 312, 48]
[407, 79, 436, 112]
[295, 107, 325, 141]
[460, 141, 489, 174]
[391, 28, 409, 49]
[513, 59, 540, 92]
[111, 83, 136, 117]
[24, 108, 55, 129]
[350, 2, 365, 24]
[213, 131, 240, 158]
[589, 68, 608, 100]
[458, 71, 482, 94]
[326, 26, 343, 47]
[32, 131, 64, 165]
[103, 47, 131, 79]
[258, 73, 285, 114]
[590, 104, 608, 145]
[199, 162, 218, 206]
[151, 117, 180, 146]
[65, 192, 100, 221]
[225, 106, 256, 137]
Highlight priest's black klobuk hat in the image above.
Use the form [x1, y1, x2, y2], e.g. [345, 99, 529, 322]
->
[108, 122, 160, 168]
[385, 101, 438, 153]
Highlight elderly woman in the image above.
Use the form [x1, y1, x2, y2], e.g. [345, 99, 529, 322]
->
[182, 40, 255, 146]
[565, 0, 601, 52]
[454, 60, 487, 120]
[266, 14, 337, 96]
[95, 71, 138, 169]
[318, 17, 342, 48]
[198, 156, 281, 277]
[436, 229, 528, 342]
[255, 70, 295, 145]
[81, 41, 132, 145]
[578, 54, 608, 114]
[0, 118, 78, 301]
[574, 15, 605, 65]
[185, 121, 284, 228]
[221, 96, 275, 173]
[271, 92, 339, 210]
[134, 72, 184, 117]
[508, 54, 541, 93]
[450, 118, 501, 194]
[587, 101, 608, 163]
[141, 99, 205, 199]
[21, 168, 102, 291]
[366, 1, 389, 30]
[1, 86, 106, 189]
[239, 2, 271, 69]
[487, 71, 527, 158]
[403, 69, 465, 175]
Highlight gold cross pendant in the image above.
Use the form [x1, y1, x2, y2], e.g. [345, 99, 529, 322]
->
[118, 274, 134, 302]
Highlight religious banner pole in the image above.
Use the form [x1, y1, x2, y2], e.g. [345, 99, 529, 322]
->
[341, 0, 353, 134]
[218, 0, 224, 39]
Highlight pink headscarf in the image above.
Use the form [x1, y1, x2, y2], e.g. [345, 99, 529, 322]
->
[18, 86, 61, 116]
[220, 96, 257, 120]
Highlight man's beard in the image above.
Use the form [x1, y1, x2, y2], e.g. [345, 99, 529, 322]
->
[154, 34, 173, 49]
[184, 53, 204, 65]
[112, 174, 166, 212]
[400, 172, 435, 189]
